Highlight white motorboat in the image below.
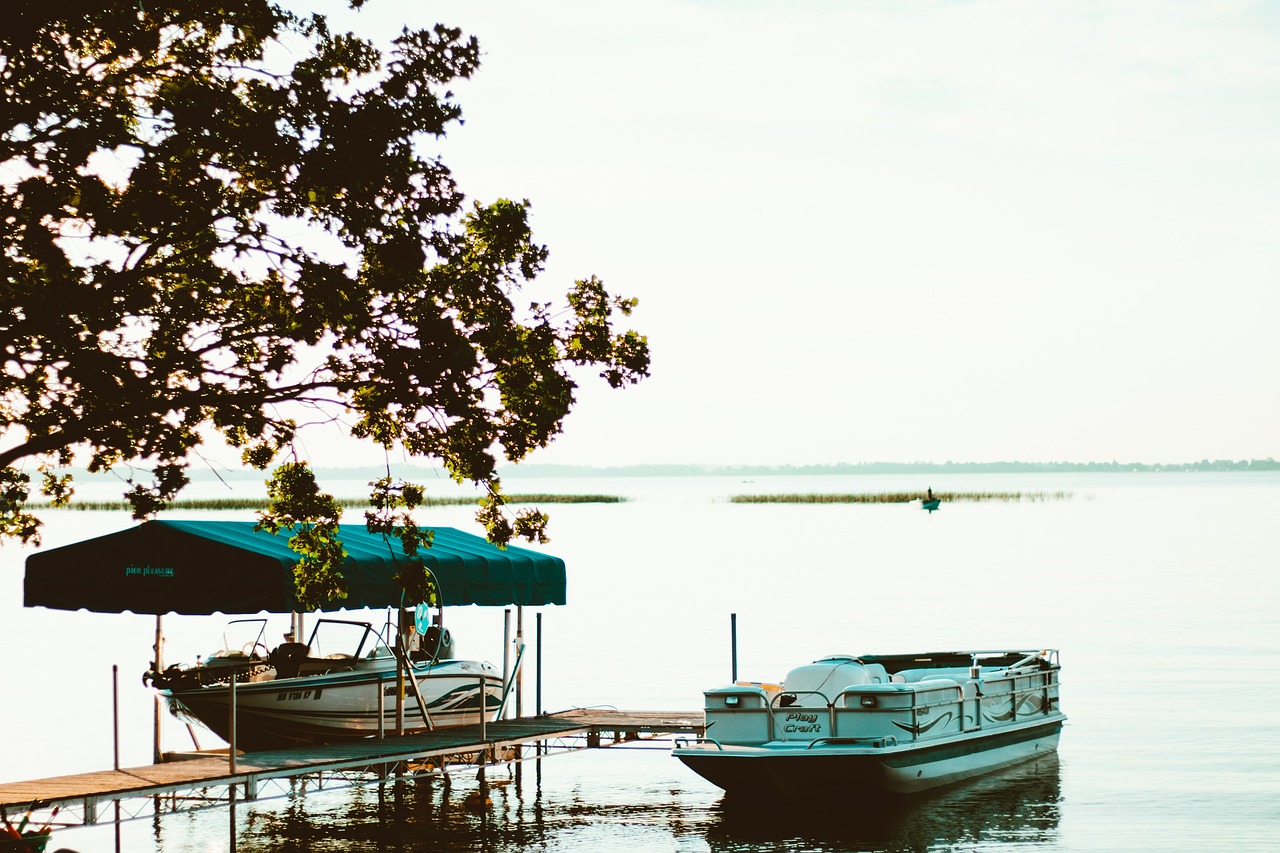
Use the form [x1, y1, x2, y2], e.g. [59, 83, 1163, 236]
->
[144, 617, 503, 752]
[673, 649, 1065, 797]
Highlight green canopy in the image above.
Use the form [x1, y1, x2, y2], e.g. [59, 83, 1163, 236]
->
[23, 519, 567, 615]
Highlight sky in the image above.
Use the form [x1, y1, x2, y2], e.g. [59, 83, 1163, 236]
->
[288, 0, 1280, 468]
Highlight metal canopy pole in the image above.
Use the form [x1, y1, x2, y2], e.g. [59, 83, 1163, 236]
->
[502, 609, 511, 719]
[228, 669, 237, 774]
[515, 606, 524, 719]
[395, 608, 408, 735]
[153, 614, 164, 763]
[112, 665, 120, 771]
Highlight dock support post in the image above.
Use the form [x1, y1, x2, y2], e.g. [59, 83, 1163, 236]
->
[396, 607, 409, 736]
[112, 664, 120, 771]
[536, 612, 543, 717]
[516, 606, 524, 719]
[229, 670, 238, 774]
[154, 614, 164, 764]
[478, 676, 488, 783]
[84, 796, 99, 826]
[502, 609, 511, 719]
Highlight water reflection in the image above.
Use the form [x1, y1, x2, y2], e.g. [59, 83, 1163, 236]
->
[223, 754, 1060, 853]
[705, 755, 1062, 853]
[235, 762, 568, 852]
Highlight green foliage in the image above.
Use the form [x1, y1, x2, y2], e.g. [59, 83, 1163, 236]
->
[256, 462, 347, 610]
[475, 479, 549, 548]
[39, 468, 74, 507]
[365, 475, 437, 606]
[29, 493, 626, 511]
[0, 3, 648, 558]
[0, 469, 38, 542]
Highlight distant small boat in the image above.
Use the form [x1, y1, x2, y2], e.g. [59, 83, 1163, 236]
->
[922, 498, 941, 512]
[673, 649, 1065, 797]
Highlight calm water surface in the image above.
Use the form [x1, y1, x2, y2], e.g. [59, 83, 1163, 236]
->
[2, 473, 1277, 851]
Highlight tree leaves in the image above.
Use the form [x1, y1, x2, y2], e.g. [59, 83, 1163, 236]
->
[0, 3, 649, 595]
[366, 475, 438, 607]
[257, 461, 347, 611]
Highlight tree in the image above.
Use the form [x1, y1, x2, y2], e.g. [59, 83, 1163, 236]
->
[0, 1, 649, 607]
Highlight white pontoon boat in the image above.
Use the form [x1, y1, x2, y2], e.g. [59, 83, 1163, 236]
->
[673, 649, 1065, 797]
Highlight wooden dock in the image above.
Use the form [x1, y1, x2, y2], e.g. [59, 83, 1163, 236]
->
[0, 709, 703, 826]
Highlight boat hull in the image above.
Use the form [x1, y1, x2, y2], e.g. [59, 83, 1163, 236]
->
[163, 662, 503, 752]
[675, 718, 1063, 798]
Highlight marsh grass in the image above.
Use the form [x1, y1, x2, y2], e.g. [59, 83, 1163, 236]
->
[729, 491, 1071, 504]
[33, 492, 1070, 510]
[34, 494, 626, 512]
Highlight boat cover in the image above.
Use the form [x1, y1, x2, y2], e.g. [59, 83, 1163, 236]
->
[23, 520, 567, 614]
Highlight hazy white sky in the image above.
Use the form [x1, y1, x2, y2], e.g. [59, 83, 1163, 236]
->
[296, 0, 1280, 467]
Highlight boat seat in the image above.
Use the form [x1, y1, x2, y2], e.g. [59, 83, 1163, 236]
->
[895, 667, 972, 683]
[861, 663, 890, 683]
[268, 643, 310, 679]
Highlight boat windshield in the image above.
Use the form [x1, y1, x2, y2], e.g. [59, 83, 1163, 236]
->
[210, 618, 269, 659]
[305, 619, 393, 661]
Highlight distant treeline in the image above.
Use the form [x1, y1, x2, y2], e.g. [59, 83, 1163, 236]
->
[41, 458, 1280, 485]
[496, 458, 1280, 477]
[34, 494, 626, 511]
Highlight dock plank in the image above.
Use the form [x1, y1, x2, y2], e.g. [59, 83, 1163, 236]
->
[0, 709, 703, 810]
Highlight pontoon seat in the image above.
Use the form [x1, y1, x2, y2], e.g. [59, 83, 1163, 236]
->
[895, 667, 973, 683]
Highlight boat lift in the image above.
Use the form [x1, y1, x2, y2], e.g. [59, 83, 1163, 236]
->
[23, 520, 568, 762]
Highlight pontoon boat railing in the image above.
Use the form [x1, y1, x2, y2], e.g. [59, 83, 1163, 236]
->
[764, 667, 1059, 742]
[768, 689, 835, 742]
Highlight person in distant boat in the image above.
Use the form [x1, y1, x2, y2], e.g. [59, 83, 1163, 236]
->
[927, 488, 934, 501]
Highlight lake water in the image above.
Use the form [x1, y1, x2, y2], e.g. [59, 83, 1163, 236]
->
[2, 472, 1277, 851]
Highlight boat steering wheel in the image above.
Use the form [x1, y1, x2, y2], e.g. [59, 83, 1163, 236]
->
[242, 642, 270, 659]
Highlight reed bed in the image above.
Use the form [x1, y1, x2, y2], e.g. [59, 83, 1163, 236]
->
[729, 491, 1071, 504]
[34, 493, 626, 511]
